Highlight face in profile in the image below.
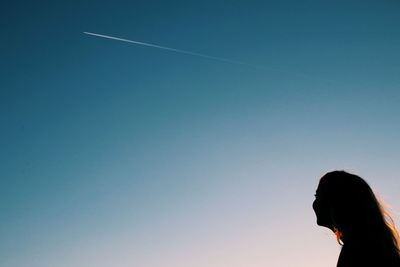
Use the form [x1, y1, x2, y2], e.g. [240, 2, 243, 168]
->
[312, 182, 333, 230]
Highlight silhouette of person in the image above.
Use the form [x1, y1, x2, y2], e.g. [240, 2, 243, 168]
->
[313, 171, 400, 267]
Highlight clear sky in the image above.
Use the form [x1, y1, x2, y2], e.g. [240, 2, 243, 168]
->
[2, 1, 400, 267]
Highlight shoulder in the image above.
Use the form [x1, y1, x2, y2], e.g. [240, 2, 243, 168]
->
[337, 241, 400, 267]
[337, 242, 379, 267]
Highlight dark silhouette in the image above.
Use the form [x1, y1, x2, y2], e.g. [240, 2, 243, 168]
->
[313, 171, 400, 267]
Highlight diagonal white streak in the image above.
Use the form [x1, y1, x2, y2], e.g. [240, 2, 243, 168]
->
[83, 31, 263, 68]
[83, 31, 342, 85]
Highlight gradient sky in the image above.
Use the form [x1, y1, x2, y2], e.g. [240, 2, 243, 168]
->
[2, 1, 400, 267]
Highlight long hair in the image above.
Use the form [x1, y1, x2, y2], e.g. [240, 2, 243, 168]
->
[318, 171, 400, 257]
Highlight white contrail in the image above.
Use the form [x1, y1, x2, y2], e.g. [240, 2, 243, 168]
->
[83, 31, 263, 68]
[83, 31, 341, 85]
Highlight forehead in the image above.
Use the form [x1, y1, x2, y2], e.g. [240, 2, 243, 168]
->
[315, 184, 329, 199]
[315, 180, 328, 194]
[315, 187, 322, 195]
[316, 177, 340, 196]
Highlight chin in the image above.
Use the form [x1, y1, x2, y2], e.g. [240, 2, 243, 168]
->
[316, 218, 331, 228]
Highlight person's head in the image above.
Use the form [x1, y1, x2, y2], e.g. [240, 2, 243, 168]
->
[313, 171, 399, 251]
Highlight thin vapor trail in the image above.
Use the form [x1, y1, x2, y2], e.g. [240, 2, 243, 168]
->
[83, 31, 264, 68]
[83, 31, 341, 85]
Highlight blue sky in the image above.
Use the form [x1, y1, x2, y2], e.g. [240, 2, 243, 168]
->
[2, 1, 400, 266]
